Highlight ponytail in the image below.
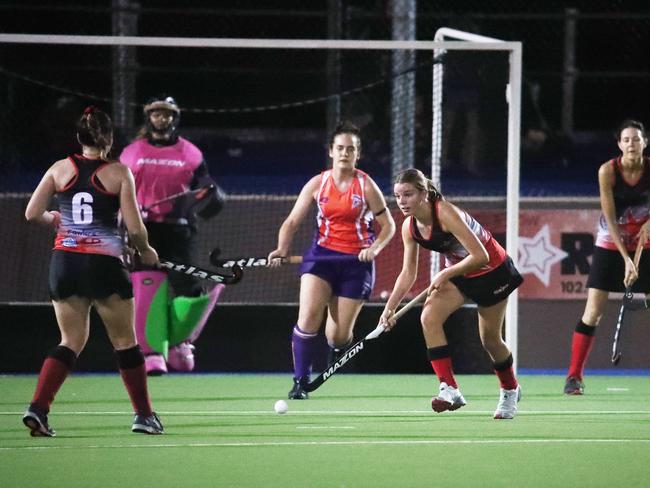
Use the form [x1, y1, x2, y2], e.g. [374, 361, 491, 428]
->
[76, 107, 113, 158]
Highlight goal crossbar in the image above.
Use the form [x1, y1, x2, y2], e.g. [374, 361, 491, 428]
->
[0, 33, 519, 52]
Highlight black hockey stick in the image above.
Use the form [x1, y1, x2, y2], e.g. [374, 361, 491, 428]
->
[209, 247, 360, 268]
[611, 242, 644, 365]
[304, 288, 429, 393]
[142, 184, 215, 212]
[157, 259, 243, 285]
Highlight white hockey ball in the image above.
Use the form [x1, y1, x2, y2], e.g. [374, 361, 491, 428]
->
[274, 399, 288, 414]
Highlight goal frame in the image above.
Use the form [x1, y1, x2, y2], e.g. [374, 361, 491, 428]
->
[431, 28, 522, 371]
[0, 33, 522, 368]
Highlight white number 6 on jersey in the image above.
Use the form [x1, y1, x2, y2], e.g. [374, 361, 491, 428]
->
[72, 192, 94, 224]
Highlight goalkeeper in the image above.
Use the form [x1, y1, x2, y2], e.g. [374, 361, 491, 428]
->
[120, 95, 225, 375]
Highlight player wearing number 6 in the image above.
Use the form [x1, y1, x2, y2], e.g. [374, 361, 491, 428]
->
[268, 121, 396, 400]
[563, 120, 650, 395]
[380, 169, 523, 419]
[23, 107, 163, 436]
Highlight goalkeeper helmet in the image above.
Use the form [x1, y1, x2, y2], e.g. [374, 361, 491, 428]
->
[143, 95, 180, 139]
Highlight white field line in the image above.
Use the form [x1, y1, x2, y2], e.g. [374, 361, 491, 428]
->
[296, 426, 356, 429]
[2, 438, 650, 452]
[1, 409, 650, 416]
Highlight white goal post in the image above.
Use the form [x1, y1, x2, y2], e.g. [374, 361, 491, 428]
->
[431, 28, 522, 371]
[0, 33, 522, 369]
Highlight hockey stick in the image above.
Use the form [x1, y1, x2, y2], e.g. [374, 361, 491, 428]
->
[304, 288, 429, 393]
[141, 184, 215, 212]
[209, 248, 360, 268]
[611, 241, 644, 365]
[157, 258, 243, 285]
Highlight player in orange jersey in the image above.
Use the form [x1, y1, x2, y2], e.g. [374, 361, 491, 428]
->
[268, 121, 395, 399]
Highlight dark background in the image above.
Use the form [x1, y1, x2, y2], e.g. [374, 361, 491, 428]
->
[1, 1, 650, 196]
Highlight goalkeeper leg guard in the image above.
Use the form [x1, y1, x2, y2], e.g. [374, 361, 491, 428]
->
[167, 285, 224, 371]
[132, 271, 170, 360]
[187, 284, 224, 343]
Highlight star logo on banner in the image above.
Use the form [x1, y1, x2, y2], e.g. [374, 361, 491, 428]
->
[518, 224, 568, 286]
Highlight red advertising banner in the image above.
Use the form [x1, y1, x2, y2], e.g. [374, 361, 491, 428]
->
[373, 209, 601, 301]
[514, 209, 599, 299]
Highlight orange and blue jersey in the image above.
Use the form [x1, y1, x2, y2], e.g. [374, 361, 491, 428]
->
[315, 169, 375, 254]
[53, 155, 123, 258]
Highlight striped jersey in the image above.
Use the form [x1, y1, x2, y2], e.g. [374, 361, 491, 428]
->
[410, 200, 506, 278]
[595, 157, 650, 251]
[315, 169, 375, 254]
[53, 155, 123, 258]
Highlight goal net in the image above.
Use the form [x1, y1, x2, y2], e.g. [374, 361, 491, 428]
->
[0, 35, 521, 355]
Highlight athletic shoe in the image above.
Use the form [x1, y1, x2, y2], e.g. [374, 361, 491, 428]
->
[493, 385, 522, 420]
[22, 405, 55, 437]
[167, 342, 195, 372]
[145, 354, 167, 376]
[431, 382, 467, 413]
[288, 377, 309, 400]
[132, 412, 164, 435]
[564, 376, 584, 395]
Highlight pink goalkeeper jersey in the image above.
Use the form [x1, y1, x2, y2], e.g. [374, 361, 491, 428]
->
[315, 169, 375, 254]
[119, 137, 204, 223]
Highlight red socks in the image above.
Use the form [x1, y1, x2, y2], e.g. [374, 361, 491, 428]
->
[427, 346, 458, 388]
[31, 345, 77, 413]
[567, 321, 596, 379]
[115, 346, 153, 416]
[493, 354, 518, 390]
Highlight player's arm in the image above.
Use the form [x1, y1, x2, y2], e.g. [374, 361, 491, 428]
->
[25, 160, 63, 227]
[358, 176, 396, 262]
[267, 175, 320, 266]
[598, 162, 638, 285]
[598, 162, 628, 257]
[379, 218, 419, 330]
[118, 165, 158, 266]
[434, 200, 489, 288]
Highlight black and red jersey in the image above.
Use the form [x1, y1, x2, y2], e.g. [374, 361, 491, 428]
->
[53, 155, 124, 258]
[409, 200, 506, 278]
[596, 157, 650, 251]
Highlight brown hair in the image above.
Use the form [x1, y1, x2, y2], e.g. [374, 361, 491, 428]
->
[616, 119, 647, 141]
[76, 106, 113, 159]
[328, 121, 362, 155]
[394, 168, 443, 202]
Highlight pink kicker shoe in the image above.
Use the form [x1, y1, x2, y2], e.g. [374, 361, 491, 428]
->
[145, 354, 168, 376]
[167, 342, 196, 372]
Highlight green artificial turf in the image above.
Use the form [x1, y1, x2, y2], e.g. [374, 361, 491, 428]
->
[1, 374, 649, 487]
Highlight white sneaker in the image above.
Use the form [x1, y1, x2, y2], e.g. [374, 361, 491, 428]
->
[493, 385, 521, 419]
[431, 382, 467, 413]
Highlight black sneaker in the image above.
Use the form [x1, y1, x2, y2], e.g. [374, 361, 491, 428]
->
[23, 405, 55, 437]
[288, 377, 309, 400]
[132, 412, 164, 435]
[564, 376, 585, 395]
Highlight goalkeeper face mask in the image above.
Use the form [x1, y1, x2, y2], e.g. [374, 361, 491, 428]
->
[143, 96, 181, 141]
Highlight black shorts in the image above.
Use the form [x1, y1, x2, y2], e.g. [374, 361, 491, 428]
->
[49, 250, 133, 301]
[450, 256, 523, 307]
[586, 246, 650, 293]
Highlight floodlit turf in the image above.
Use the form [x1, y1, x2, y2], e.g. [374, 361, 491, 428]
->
[1, 373, 649, 487]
